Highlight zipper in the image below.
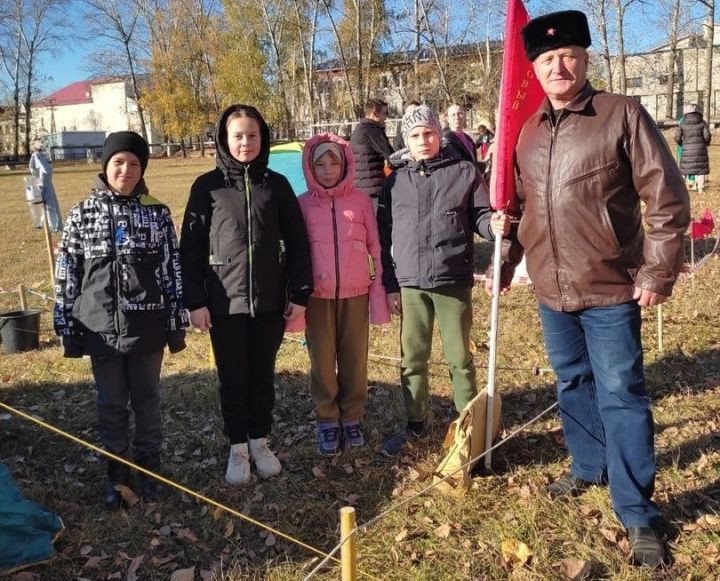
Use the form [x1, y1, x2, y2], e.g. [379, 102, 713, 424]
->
[244, 171, 255, 317]
[108, 198, 121, 350]
[546, 114, 562, 299]
[330, 197, 340, 299]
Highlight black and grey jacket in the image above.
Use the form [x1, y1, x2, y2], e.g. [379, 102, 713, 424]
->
[180, 105, 313, 317]
[54, 177, 188, 356]
[378, 156, 495, 292]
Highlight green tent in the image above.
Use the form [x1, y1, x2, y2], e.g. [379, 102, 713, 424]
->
[0, 463, 64, 574]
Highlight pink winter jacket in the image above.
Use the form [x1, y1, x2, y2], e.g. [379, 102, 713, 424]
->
[285, 134, 390, 332]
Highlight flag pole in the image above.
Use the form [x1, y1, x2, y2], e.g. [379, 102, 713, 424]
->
[484, 229, 504, 469]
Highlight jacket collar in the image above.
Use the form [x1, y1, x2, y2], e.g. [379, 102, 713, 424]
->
[93, 174, 148, 199]
[539, 81, 595, 119]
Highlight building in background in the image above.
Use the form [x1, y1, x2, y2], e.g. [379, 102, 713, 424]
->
[31, 77, 158, 146]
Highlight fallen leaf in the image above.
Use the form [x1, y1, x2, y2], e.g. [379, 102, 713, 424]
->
[152, 554, 178, 567]
[84, 555, 107, 569]
[126, 555, 144, 581]
[599, 528, 618, 544]
[312, 465, 326, 479]
[554, 558, 591, 580]
[345, 494, 360, 505]
[175, 528, 198, 542]
[395, 528, 409, 543]
[265, 533, 276, 547]
[169, 567, 195, 581]
[224, 519, 234, 538]
[115, 484, 140, 507]
[200, 570, 213, 581]
[80, 545, 93, 556]
[500, 539, 532, 568]
[434, 524, 452, 539]
[212, 506, 224, 520]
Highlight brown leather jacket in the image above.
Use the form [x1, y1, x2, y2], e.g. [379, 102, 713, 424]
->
[512, 82, 690, 311]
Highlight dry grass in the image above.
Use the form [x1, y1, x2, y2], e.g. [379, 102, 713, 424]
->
[0, 150, 718, 581]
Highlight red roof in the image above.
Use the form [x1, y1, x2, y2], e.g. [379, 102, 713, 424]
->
[35, 80, 93, 106]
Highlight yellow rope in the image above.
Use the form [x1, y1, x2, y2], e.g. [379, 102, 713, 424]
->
[0, 400, 382, 580]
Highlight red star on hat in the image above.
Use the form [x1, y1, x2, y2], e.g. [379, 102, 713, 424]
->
[547, 27, 556, 36]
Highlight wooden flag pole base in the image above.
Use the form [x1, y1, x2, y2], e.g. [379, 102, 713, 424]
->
[340, 506, 357, 581]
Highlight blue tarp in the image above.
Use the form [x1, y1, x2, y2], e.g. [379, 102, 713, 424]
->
[268, 144, 307, 196]
[0, 463, 64, 574]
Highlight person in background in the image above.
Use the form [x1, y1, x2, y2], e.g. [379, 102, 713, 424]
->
[475, 124, 494, 161]
[289, 133, 390, 455]
[378, 105, 509, 457]
[490, 10, 690, 567]
[350, 98, 395, 208]
[443, 103, 478, 163]
[674, 103, 711, 194]
[54, 131, 188, 508]
[29, 143, 63, 232]
[180, 104, 312, 485]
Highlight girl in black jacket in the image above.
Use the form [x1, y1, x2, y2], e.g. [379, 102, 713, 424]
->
[180, 105, 312, 485]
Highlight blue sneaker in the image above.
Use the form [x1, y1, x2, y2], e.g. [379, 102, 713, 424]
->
[317, 422, 341, 456]
[380, 422, 426, 457]
[343, 421, 364, 449]
[380, 431, 407, 457]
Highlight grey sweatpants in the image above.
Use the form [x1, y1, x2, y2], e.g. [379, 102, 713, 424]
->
[90, 350, 164, 464]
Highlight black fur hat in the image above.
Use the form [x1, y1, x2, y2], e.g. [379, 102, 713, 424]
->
[522, 10, 591, 62]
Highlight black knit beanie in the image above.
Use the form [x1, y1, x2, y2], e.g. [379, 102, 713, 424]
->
[101, 131, 150, 176]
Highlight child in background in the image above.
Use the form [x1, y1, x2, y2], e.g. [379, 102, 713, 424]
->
[54, 131, 188, 508]
[377, 106, 510, 457]
[289, 134, 390, 455]
[180, 105, 313, 484]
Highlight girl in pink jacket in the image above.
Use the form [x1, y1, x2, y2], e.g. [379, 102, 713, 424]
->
[289, 133, 390, 455]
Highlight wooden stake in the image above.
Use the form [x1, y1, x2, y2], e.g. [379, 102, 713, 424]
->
[340, 507, 357, 581]
[18, 284, 27, 311]
[690, 236, 695, 290]
[42, 203, 56, 286]
[657, 304, 664, 352]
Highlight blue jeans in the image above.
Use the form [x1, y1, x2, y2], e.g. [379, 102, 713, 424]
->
[538, 302, 660, 527]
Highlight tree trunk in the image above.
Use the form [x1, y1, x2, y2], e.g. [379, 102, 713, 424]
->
[322, 0, 358, 119]
[598, 0, 614, 93]
[703, 2, 714, 118]
[23, 50, 34, 155]
[124, 38, 149, 141]
[665, 0, 681, 119]
[614, 0, 627, 94]
[354, 0, 364, 118]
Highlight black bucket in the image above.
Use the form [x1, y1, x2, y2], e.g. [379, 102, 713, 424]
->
[0, 310, 41, 354]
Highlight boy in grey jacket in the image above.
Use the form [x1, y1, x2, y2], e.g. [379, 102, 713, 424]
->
[377, 106, 509, 456]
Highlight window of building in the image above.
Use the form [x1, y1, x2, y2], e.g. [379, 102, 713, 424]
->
[658, 74, 669, 85]
[627, 77, 643, 88]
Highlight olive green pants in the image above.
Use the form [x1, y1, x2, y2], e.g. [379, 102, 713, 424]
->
[400, 286, 476, 423]
[306, 295, 370, 422]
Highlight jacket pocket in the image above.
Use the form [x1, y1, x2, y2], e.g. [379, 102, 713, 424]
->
[345, 239, 371, 286]
[119, 251, 164, 310]
[560, 161, 619, 188]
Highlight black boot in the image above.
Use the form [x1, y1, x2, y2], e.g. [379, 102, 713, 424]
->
[104, 459, 131, 510]
[136, 456, 167, 503]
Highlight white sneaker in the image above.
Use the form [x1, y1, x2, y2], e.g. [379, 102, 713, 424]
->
[225, 443, 251, 485]
[249, 438, 282, 479]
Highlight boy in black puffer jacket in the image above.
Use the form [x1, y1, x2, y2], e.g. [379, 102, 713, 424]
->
[54, 131, 188, 508]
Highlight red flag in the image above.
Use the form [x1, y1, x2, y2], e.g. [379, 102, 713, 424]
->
[690, 208, 716, 239]
[490, 0, 545, 212]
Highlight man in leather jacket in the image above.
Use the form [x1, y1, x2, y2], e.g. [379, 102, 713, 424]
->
[493, 10, 690, 568]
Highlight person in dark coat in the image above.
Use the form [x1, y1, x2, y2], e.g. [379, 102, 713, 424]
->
[180, 104, 313, 486]
[350, 98, 394, 206]
[674, 103, 711, 194]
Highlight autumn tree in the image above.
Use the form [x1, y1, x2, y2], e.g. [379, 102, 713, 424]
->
[80, 0, 150, 140]
[0, 0, 67, 156]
